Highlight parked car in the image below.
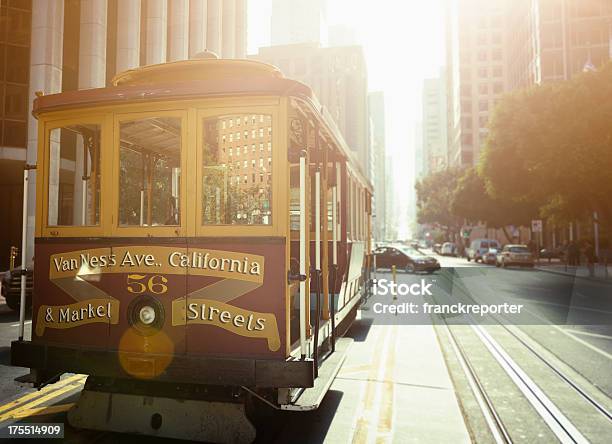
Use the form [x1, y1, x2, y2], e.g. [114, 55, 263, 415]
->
[482, 248, 498, 265]
[440, 242, 456, 256]
[496, 244, 535, 268]
[374, 245, 441, 274]
[1, 266, 33, 311]
[539, 245, 566, 260]
[433, 243, 442, 254]
[466, 239, 500, 262]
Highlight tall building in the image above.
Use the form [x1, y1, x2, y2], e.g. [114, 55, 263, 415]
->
[421, 70, 448, 175]
[414, 123, 424, 179]
[271, 0, 327, 46]
[507, 0, 612, 89]
[251, 43, 371, 179]
[0, 0, 247, 269]
[445, 0, 509, 168]
[445, 0, 612, 171]
[368, 91, 386, 242]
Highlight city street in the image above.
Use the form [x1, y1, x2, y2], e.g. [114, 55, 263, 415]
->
[0, 253, 610, 442]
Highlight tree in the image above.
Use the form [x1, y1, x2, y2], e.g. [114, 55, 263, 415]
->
[415, 168, 463, 237]
[452, 167, 538, 241]
[480, 62, 612, 234]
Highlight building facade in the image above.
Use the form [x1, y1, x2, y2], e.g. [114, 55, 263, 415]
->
[445, 0, 509, 168]
[0, 0, 247, 269]
[421, 71, 448, 175]
[507, 0, 612, 89]
[251, 43, 371, 179]
[270, 0, 327, 46]
[445, 0, 612, 171]
[368, 91, 386, 242]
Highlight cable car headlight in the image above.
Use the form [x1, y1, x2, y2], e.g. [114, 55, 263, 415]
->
[128, 295, 165, 335]
[139, 306, 156, 325]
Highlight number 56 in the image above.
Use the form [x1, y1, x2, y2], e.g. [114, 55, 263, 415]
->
[126, 274, 168, 294]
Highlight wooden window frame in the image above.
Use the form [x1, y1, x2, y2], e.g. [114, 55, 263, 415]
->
[113, 109, 189, 237]
[40, 114, 111, 238]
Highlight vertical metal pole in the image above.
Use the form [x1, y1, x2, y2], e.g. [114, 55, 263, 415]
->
[391, 265, 397, 301]
[81, 137, 90, 225]
[18, 168, 29, 341]
[313, 168, 321, 371]
[81, 178, 87, 225]
[331, 184, 338, 353]
[299, 153, 307, 358]
[140, 190, 145, 226]
[332, 186, 338, 267]
[336, 162, 341, 238]
[315, 169, 321, 272]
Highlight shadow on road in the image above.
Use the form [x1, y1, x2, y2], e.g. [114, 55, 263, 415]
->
[345, 317, 373, 342]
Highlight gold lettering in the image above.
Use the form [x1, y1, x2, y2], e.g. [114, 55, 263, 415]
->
[121, 251, 135, 266]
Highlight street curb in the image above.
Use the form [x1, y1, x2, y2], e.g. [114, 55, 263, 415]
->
[535, 266, 611, 284]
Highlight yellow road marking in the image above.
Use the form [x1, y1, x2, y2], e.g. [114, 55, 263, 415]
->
[0, 374, 85, 415]
[12, 403, 75, 419]
[338, 364, 372, 375]
[352, 327, 391, 444]
[376, 325, 397, 444]
[0, 377, 85, 422]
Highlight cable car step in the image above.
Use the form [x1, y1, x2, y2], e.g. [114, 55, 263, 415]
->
[281, 337, 353, 411]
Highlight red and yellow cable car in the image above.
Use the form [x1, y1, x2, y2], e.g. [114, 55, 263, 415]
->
[11, 57, 372, 442]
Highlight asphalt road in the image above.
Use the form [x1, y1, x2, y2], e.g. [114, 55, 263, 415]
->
[0, 255, 610, 442]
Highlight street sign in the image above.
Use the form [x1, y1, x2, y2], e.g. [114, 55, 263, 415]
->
[531, 219, 543, 233]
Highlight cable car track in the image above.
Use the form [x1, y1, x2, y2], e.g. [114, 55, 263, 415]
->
[433, 269, 612, 443]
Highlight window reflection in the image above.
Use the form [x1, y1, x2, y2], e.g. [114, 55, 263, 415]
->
[202, 114, 273, 225]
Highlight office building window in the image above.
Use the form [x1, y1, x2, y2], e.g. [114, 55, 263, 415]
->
[0, 2, 32, 148]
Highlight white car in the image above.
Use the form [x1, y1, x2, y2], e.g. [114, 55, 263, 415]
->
[467, 239, 500, 262]
[496, 244, 535, 268]
[440, 242, 455, 256]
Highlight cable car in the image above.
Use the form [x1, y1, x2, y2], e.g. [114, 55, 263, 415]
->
[11, 56, 373, 443]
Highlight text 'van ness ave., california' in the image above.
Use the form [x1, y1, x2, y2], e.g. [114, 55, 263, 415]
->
[50, 248, 263, 278]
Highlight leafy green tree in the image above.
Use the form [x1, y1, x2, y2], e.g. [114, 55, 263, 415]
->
[452, 167, 538, 241]
[481, 62, 612, 234]
[415, 167, 463, 237]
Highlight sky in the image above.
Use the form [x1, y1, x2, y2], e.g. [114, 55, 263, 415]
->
[247, 0, 446, 238]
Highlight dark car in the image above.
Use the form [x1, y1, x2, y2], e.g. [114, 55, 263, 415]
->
[374, 245, 440, 274]
[539, 245, 566, 260]
[1, 267, 33, 311]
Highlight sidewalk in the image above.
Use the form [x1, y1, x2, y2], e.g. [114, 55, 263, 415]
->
[536, 261, 611, 282]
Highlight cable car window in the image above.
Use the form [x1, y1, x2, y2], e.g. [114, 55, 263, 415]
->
[47, 123, 101, 226]
[201, 114, 273, 225]
[118, 116, 182, 226]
